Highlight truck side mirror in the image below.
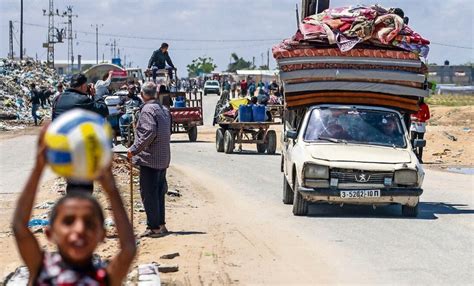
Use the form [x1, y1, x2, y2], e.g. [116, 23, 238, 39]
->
[285, 130, 298, 140]
[413, 139, 426, 148]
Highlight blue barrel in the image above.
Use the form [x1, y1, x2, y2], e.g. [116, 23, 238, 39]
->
[174, 100, 186, 108]
[239, 105, 253, 122]
[252, 105, 266, 122]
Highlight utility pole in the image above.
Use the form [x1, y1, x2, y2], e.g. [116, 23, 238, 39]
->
[60, 6, 78, 73]
[267, 49, 270, 70]
[9, 21, 14, 59]
[43, 0, 63, 68]
[20, 0, 23, 59]
[91, 24, 103, 64]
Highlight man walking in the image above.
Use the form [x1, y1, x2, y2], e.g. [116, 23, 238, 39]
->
[148, 43, 175, 83]
[52, 73, 109, 193]
[128, 82, 171, 237]
[29, 83, 43, 126]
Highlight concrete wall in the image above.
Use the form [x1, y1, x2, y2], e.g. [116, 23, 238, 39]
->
[428, 65, 473, 85]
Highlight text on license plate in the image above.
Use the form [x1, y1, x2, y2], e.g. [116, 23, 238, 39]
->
[340, 190, 381, 199]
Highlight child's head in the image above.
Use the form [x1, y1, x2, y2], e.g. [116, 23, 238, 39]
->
[46, 192, 105, 265]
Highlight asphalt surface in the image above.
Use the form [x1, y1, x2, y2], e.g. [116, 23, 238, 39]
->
[169, 94, 474, 284]
[0, 135, 54, 194]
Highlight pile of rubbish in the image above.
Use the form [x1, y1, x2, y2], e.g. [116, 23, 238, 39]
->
[0, 58, 61, 124]
[273, 5, 431, 111]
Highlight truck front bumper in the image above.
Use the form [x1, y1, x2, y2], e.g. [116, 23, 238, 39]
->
[297, 187, 423, 206]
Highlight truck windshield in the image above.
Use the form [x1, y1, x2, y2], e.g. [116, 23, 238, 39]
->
[207, 81, 219, 86]
[304, 108, 406, 148]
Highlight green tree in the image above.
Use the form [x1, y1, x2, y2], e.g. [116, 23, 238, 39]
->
[187, 56, 217, 77]
[227, 53, 254, 72]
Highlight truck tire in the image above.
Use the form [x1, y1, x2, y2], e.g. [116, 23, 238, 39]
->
[266, 130, 277, 154]
[402, 204, 419, 217]
[188, 126, 198, 142]
[256, 131, 266, 153]
[283, 175, 294, 205]
[216, 128, 225, 152]
[293, 180, 308, 216]
[224, 130, 235, 154]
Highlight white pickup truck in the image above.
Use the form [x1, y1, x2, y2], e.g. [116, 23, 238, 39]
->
[282, 104, 425, 217]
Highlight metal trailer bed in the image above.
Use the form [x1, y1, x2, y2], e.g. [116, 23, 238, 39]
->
[216, 122, 279, 154]
[165, 91, 204, 142]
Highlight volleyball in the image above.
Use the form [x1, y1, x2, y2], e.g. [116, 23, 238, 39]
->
[45, 109, 112, 181]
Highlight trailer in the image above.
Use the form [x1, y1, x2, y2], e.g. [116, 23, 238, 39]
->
[168, 91, 203, 142]
[215, 122, 279, 154]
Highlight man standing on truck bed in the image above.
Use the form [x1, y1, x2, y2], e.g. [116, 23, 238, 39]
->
[148, 43, 175, 83]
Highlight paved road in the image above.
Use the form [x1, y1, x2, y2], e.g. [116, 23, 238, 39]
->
[0, 135, 54, 194]
[170, 95, 474, 284]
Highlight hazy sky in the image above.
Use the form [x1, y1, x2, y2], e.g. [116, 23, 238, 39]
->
[1, 0, 473, 74]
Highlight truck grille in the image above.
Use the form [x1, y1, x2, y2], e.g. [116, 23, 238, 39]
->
[331, 169, 393, 185]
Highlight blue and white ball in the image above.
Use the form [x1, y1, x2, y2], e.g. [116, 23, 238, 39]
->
[45, 109, 112, 181]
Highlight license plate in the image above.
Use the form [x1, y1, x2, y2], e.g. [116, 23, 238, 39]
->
[340, 190, 381, 199]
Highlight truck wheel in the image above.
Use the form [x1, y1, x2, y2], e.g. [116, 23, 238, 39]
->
[292, 180, 308, 216]
[188, 126, 198, 142]
[224, 130, 235, 154]
[283, 175, 294, 205]
[402, 204, 419, 217]
[256, 131, 266, 153]
[216, 128, 224, 152]
[266, 130, 277, 155]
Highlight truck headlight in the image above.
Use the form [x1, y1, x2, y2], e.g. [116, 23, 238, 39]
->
[304, 164, 329, 179]
[394, 169, 418, 185]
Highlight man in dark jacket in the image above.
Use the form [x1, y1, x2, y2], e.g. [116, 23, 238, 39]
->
[148, 43, 175, 82]
[52, 73, 109, 120]
[52, 73, 109, 194]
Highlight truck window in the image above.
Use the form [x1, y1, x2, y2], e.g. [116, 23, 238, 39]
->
[304, 108, 406, 148]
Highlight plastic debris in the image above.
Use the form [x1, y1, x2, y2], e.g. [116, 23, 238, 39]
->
[4, 266, 30, 285]
[104, 218, 115, 228]
[137, 264, 161, 285]
[35, 201, 55, 209]
[167, 189, 181, 197]
[28, 219, 49, 227]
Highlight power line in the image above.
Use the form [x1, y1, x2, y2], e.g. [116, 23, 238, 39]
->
[16, 21, 474, 50]
[17, 21, 281, 43]
[77, 39, 273, 51]
[430, 42, 473, 50]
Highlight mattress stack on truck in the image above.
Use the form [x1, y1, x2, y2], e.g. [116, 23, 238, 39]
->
[273, 5, 431, 112]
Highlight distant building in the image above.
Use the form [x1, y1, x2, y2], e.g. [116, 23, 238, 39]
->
[428, 64, 473, 85]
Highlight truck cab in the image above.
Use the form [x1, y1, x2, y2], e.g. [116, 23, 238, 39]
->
[282, 104, 425, 217]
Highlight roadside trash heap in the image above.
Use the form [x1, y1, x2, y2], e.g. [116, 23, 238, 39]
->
[273, 4, 431, 111]
[0, 58, 60, 128]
